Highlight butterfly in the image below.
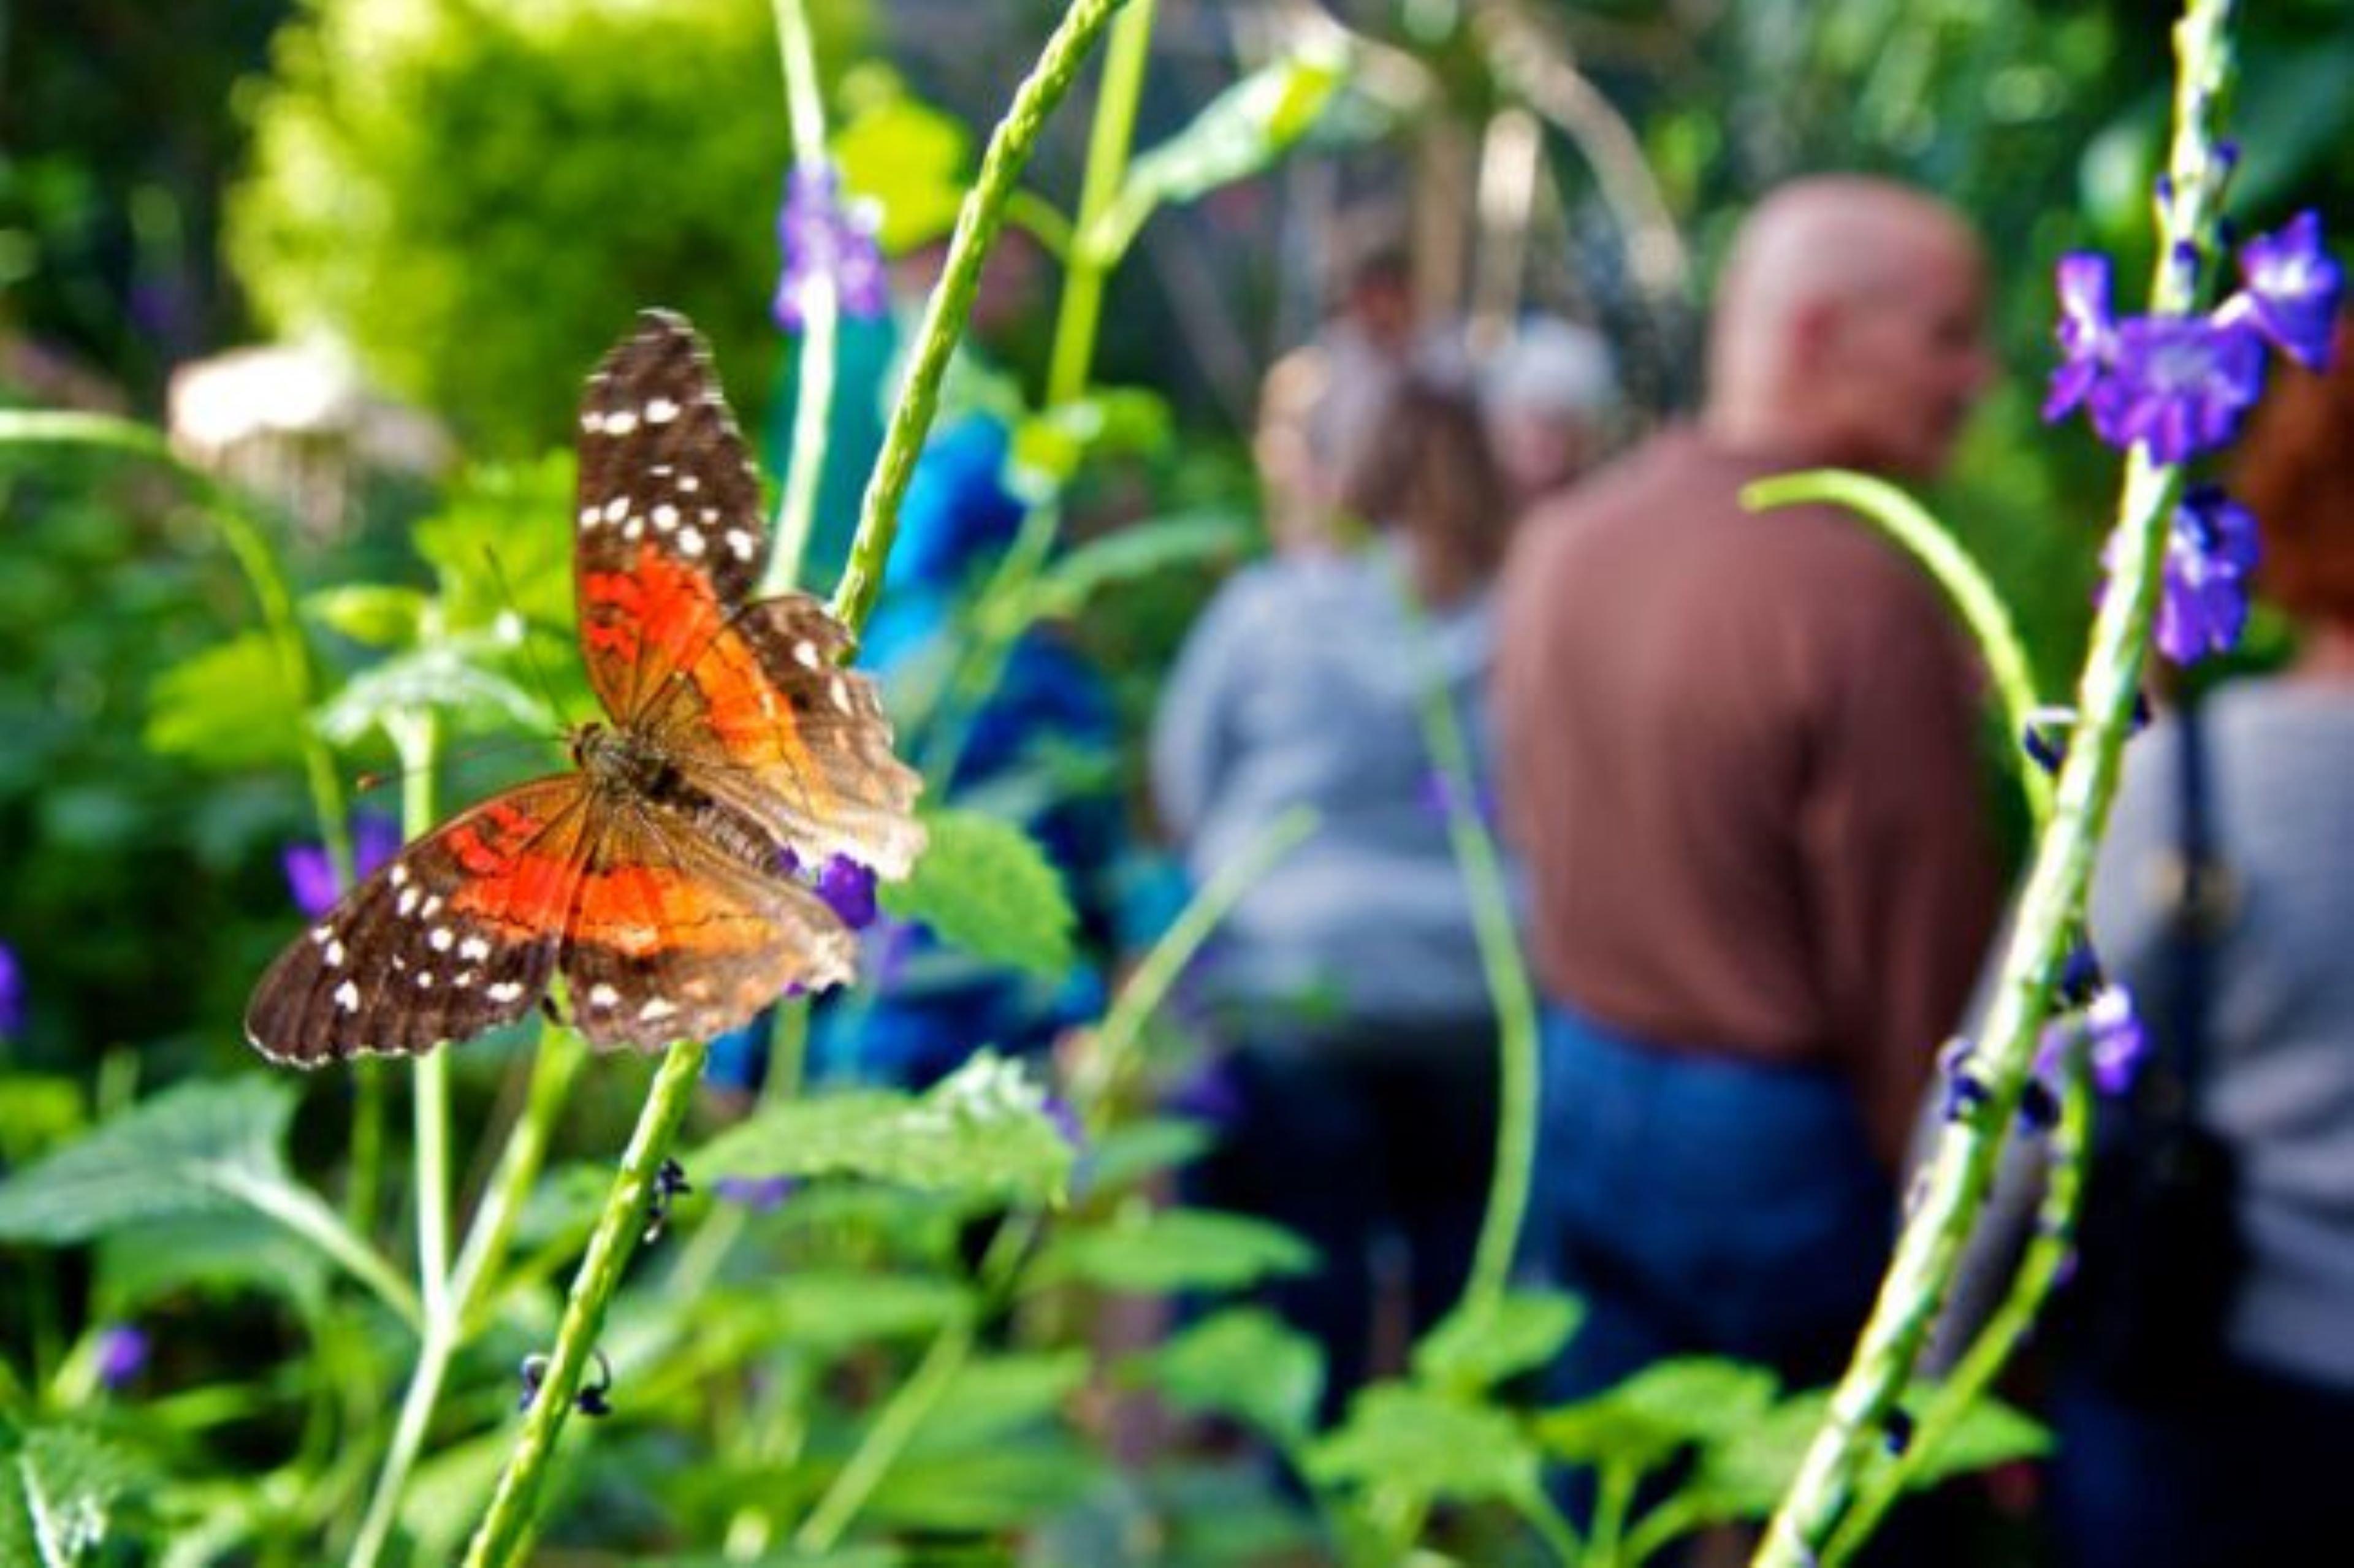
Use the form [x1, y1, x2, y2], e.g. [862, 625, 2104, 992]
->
[246, 310, 924, 1064]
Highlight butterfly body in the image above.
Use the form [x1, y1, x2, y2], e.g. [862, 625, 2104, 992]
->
[246, 311, 923, 1065]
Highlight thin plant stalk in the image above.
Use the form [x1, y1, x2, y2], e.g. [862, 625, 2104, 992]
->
[763, 0, 840, 594]
[1394, 576, 1543, 1311]
[461, 1037, 714, 1568]
[1752, 3, 2237, 1560]
[828, 0, 1135, 640]
[1048, 0, 1157, 408]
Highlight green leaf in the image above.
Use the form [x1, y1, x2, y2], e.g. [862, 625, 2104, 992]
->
[0, 1078, 297, 1244]
[909, 1350, 1090, 1455]
[859, 1436, 1099, 1533]
[1004, 387, 1174, 503]
[145, 633, 305, 769]
[832, 92, 970, 254]
[0, 1426, 146, 1567]
[304, 584, 430, 649]
[314, 633, 558, 747]
[410, 455, 577, 634]
[1073, 1116, 1215, 1198]
[1414, 1288, 1585, 1395]
[1535, 1358, 1780, 1475]
[1685, 1389, 1831, 1521]
[1305, 1384, 1541, 1507]
[1903, 1386, 2051, 1484]
[1132, 1307, 1324, 1443]
[0, 1075, 86, 1167]
[1092, 42, 1347, 260]
[96, 1211, 329, 1315]
[877, 809, 1075, 977]
[1010, 509, 1248, 625]
[1033, 1206, 1314, 1294]
[688, 1053, 1074, 1203]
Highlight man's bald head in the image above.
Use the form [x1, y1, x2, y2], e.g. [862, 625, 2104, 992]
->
[1705, 177, 1994, 481]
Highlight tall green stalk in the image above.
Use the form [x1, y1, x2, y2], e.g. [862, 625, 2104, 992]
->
[1048, 0, 1157, 408]
[763, 0, 840, 594]
[1752, 2, 2238, 1560]
[828, 0, 1135, 639]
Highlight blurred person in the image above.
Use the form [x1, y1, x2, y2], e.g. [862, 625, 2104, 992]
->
[1494, 175, 2006, 1406]
[1152, 378, 1515, 1418]
[2038, 316, 2354, 1567]
[1305, 218, 1468, 498]
[1482, 316, 1619, 509]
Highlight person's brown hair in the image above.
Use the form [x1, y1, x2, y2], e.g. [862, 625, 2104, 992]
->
[1341, 378, 1511, 607]
[2234, 316, 2354, 626]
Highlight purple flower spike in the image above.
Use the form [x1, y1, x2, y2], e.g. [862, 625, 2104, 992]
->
[2153, 486, 2261, 664]
[1043, 1094, 1084, 1150]
[2089, 314, 2266, 463]
[814, 855, 879, 931]
[0, 942, 22, 1040]
[2044, 253, 2118, 422]
[712, 1174, 799, 1211]
[2234, 210, 2343, 370]
[94, 1323, 149, 1391]
[774, 163, 889, 335]
[283, 814, 400, 920]
[2085, 984, 2149, 1096]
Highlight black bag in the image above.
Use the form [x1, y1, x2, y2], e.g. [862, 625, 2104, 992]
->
[2060, 696, 2246, 1404]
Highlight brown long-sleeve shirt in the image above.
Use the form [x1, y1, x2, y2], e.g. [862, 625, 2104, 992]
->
[1493, 428, 2005, 1165]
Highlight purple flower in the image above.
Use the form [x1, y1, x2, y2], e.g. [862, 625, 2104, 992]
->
[94, 1324, 149, 1391]
[2044, 253, 2118, 422]
[2087, 314, 2266, 463]
[2230, 210, 2343, 370]
[0, 942, 21, 1040]
[712, 1174, 799, 1211]
[2106, 485, 2261, 665]
[283, 814, 401, 920]
[2085, 984, 2148, 1095]
[1043, 1094, 1084, 1149]
[773, 163, 888, 334]
[813, 855, 878, 931]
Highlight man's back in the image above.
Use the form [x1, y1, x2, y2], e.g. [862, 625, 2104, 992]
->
[1495, 425, 2002, 1160]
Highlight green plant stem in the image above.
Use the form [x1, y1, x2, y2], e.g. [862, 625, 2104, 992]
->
[829, 0, 1135, 641]
[1520, 1486, 1588, 1567]
[794, 1313, 977, 1554]
[1751, 2, 2237, 1560]
[1394, 577, 1542, 1311]
[1743, 470, 2052, 828]
[390, 714, 452, 1319]
[462, 1037, 712, 1568]
[1821, 1067, 2093, 1567]
[346, 1026, 587, 1568]
[763, 0, 839, 595]
[1047, 0, 1157, 407]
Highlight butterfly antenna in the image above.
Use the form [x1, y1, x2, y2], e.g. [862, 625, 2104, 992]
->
[481, 544, 573, 737]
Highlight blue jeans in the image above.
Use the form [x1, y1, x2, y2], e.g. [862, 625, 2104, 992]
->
[1525, 1003, 1895, 1404]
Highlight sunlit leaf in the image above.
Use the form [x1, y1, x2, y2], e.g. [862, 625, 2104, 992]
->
[832, 93, 969, 254]
[304, 584, 429, 649]
[313, 634, 559, 747]
[688, 1053, 1073, 1203]
[1305, 1384, 1540, 1506]
[1033, 1206, 1313, 1294]
[1414, 1288, 1585, 1395]
[878, 809, 1075, 977]
[1004, 387, 1175, 503]
[1131, 1307, 1323, 1443]
[0, 1078, 296, 1244]
[1536, 1357, 1780, 1474]
[145, 633, 305, 769]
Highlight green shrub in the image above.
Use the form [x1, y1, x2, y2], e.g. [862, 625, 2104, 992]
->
[227, 0, 869, 455]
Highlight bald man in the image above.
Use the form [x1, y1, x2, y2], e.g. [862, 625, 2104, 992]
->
[1495, 178, 2006, 1409]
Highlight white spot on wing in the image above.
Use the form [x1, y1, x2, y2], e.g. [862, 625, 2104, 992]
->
[429, 928, 454, 953]
[389, 864, 409, 888]
[679, 474, 700, 493]
[325, 940, 345, 967]
[638, 997, 677, 1022]
[416, 972, 435, 989]
[793, 640, 821, 669]
[652, 503, 679, 531]
[397, 886, 420, 916]
[421, 895, 443, 918]
[829, 676, 855, 714]
[679, 526, 705, 557]
[335, 980, 361, 1012]
[579, 505, 600, 528]
[605, 409, 639, 436]
[727, 530, 756, 561]
[603, 497, 628, 523]
[459, 936, 490, 962]
[488, 980, 524, 1003]
[646, 396, 679, 424]
[588, 983, 620, 1009]
[581, 410, 606, 434]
